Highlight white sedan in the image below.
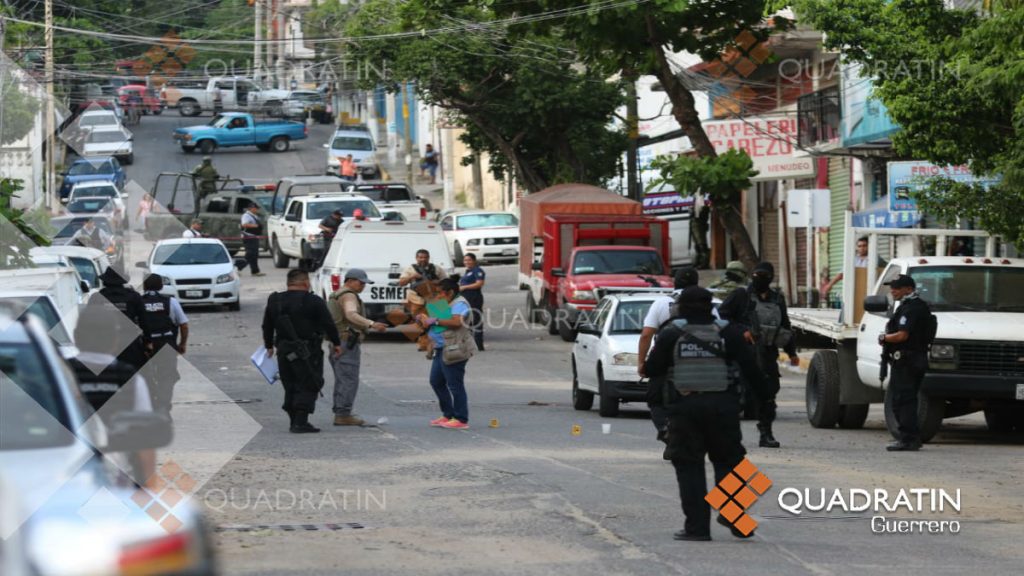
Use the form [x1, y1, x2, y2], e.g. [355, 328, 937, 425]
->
[138, 238, 241, 311]
[572, 292, 661, 417]
[68, 181, 129, 230]
[439, 210, 519, 265]
[82, 124, 134, 165]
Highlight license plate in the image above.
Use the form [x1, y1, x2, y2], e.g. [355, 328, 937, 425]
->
[185, 290, 203, 298]
[502, 248, 517, 256]
[385, 304, 402, 312]
[1017, 384, 1024, 401]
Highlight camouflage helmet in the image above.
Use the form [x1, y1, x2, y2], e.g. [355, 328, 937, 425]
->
[725, 260, 748, 280]
[202, 156, 212, 164]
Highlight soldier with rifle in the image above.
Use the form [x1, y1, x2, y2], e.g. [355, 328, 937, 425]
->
[262, 269, 342, 433]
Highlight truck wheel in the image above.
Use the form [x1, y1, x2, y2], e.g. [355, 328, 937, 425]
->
[558, 307, 577, 342]
[884, 386, 945, 443]
[179, 100, 200, 117]
[181, 145, 195, 154]
[597, 367, 619, 417]
[198, 139, 216, 155]
[271, 237, 290, 269]
[453, 242, 464, 265]
[983, 408, 1018, 433]
[270, 137, 290, 153]
[153, 109, 162, 116]
[837, 404, 870, 429]
[572, 357, 594, 411]
[806, 350, 841, 428]
[256, 143, 270, 152]
[227, 299, 240, 312]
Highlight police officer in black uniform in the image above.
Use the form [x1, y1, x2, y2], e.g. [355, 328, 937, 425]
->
[262, 269, 342, 433]
[879, 274, 932, 451]
[719, 262, 800, 448]
[646, 288, 765, 541]
[139, 274, 189, 413]
[96, 266, 149, 368]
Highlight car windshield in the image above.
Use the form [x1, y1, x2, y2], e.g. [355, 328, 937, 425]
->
[331, 136, 373, 151]
[87, 130, 129, 144]
[306, 200, 382, 220]
[152, 243, 229, 265]
[255, 195, 284, 213]
[609, 301, 654, 334]
[0, 335, 72, 451]
[350, 185, 412, 202]
[456, 213, 518, 229]
[0, 297, 72, 346]
[69, 257, 98, 286]
[79, 114, 117, 127]
[292, 92, 321, 103]
[67, 199, 113, 213]
[571, 250, 664, 275]
[908, 265, 1024, 312]
[72, 185, 117, 200]
[68, 161, 114, 176]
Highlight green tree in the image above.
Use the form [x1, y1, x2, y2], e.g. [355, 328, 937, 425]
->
[497, 0, 789, 268]
[0, 178, 49, 269]
[342, 0, 627, 191]
[796, 0, 1024, 247]
[0, 67, 42, 146]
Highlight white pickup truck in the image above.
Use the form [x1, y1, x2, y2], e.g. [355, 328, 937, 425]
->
[342, 182, 431, 221]
[266, 176, 383, 269]
[791, 214, 1024, 441]
[161, 76, 291, 117]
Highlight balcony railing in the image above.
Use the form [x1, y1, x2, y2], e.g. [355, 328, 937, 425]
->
[797, 85, 840, 148]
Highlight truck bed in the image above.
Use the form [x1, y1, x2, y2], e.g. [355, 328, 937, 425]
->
[788, 307, 855, 341]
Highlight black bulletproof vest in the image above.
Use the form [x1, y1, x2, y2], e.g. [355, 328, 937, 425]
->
[141, 292, 178, 346]
[69, 356, 137, 413]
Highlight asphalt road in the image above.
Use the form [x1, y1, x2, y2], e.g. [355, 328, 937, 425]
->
[120, 114, 1023, 576]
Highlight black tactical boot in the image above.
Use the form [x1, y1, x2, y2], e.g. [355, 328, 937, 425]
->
[290, 411, 321, 434]
[758, 423, 780, 448]
[287, 410, 297, 431]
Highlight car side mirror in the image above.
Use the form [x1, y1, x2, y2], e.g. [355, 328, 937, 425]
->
[577, 322, 600, 336]
[864, 294, 890, 315]
[135, 261, 147, 269]
[103, 411, 173, 451]
[80, 280, 91, 293]
[234, 257, 247, 270]
[531, 261, 542, 271]
[551, 267, 565, 278]
[285, 214, 300, 222]
[322, 143, 330, 148]
[120, 193, 129, 199]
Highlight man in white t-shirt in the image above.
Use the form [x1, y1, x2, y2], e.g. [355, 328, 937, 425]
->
[638, 267, 699, 378]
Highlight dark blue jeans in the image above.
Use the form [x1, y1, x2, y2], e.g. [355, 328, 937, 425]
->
[429, 351, 468, 423]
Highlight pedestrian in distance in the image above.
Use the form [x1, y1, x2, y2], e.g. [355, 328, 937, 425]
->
[419, 143, 439, 184]
[191, 156, 220, 199]
[718, 262, 799, 448]
[459, 253, 486, 351]
[879, 274, 936, 452]
[263, 269, 342, 433]
[136, 192, 154, 233]
[417, 277, 477, 430]
[339, 154, 357, 181]
[96, 266, 149, 369]
[139, 274, 190, 414]
[645, 287, 764, 541]
[315, 209, 344, 269]
[327, 268, 388, 427]
[182, 219, 204, 238]
[239, 202, 265, 276]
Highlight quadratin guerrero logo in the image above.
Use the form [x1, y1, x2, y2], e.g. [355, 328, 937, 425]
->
[777, 487, 962, 534]
[705, 458, 773, 536]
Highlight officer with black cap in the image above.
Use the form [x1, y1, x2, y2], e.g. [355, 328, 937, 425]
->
[879, 273, 933, 451]
[96, 266, 148, 368]
[719, 261, 799, 448]
[645, 287, 765, 541]
[263, 269, 342, 433]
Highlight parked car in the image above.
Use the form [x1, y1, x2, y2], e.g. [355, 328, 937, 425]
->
[0, 267, 89, 350]
[67, 181, 128, 230]
[283, 90, 331, 123]
[325, 127, 379, 179]
[172, 112, 308, 154]
[30, 246, 110, 292]
[342, 181, 429, 221]
[268, 192, 382, 269]
[76, 108, 121, 130]
[572, 291, 667, 417]
[116, 84, 162, 115]
[81, 125, 133, 165]
[0, 315, 215, 576]
[315, 221, 454, 321]
[48, 215, 124, 270]
[162, 75, 290, 117]
[137, 238, 241, 311]
[63, 196, 119, 223]
[58, 157, 126, 202]
[440, 210, 520, 264]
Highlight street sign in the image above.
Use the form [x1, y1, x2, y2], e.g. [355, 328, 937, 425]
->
[887, 161, 1001, 212]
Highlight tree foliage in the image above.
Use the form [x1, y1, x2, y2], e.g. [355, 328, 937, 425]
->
[341, 0, 627, 192]
[0, 178, 49, 269]
[0, 67, 42, 146]
[797, 0, 1024, 246]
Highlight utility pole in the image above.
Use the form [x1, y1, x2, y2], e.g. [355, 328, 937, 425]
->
[1, 13, 7, 149]
[401, 82, 413, 186]
[45, 0, 54, 211]
[625, 75, 640, 202]
[254, 0, 263, 82]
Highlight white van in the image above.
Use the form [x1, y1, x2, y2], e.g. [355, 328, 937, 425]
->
[0, 267, 88, 350]
[30, 246, 111, 293]
[315, 221, 454, 320]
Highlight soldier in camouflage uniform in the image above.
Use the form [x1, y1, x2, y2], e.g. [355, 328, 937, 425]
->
[708, 260, 749, 297]
[191, 156, 220, 199]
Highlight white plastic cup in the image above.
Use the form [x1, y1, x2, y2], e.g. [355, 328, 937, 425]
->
[377, 417, 388, 426]
[601, 423, 611, 434]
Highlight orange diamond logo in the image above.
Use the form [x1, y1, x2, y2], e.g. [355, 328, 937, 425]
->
[705, 458, 771, 536]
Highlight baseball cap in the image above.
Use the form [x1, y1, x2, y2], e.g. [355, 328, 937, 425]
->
[674, 266, 699, 289]
[344, 268, 374, 284]
[884, 274, 915, 289]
